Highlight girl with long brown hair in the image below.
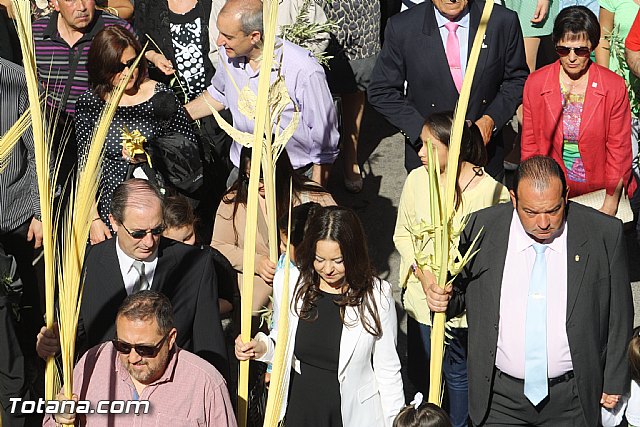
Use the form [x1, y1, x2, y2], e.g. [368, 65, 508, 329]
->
[235, 206, 404, 426]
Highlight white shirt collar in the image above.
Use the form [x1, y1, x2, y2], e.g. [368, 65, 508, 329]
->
[114, 236, 159, 294]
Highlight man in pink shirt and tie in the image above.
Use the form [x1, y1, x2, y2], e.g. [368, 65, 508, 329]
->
[427, 156, 633, 426]
[368, 0, 528, 179]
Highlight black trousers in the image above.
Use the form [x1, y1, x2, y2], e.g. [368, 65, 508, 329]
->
[0, 220, 43, 344]
[480, 369, 584, 426]
[0, 220, 44, 427]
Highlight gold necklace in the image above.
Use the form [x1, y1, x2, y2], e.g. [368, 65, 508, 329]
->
[560, 69, 588, 91]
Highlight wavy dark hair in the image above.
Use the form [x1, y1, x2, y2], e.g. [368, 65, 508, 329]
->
[222, 146, 330, 243]
[87, 26, 148, 100]
[422, 112, 487, 210]
[292, 206, 382, 337]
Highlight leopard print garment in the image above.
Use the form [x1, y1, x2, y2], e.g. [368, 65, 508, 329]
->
[323, 0, 381, 61]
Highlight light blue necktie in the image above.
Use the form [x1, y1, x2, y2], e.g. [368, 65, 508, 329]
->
[524, 243, 548, 406]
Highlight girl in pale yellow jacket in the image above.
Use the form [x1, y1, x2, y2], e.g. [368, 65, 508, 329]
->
[393, 112, 509, 427]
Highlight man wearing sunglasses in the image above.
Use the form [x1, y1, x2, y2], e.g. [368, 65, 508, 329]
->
[36, 179, 229, 381]
[45, 291, 237, 426]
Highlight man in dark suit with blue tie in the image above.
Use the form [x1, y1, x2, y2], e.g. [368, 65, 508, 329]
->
[368, 0, 528, 179]
[427, 156, 633, 426]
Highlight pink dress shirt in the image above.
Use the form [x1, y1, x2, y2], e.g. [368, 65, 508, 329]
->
[43, 342, 237, 427]
[495, 210, 573, 379]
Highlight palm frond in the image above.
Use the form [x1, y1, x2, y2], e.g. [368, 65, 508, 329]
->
[0, 109, 31, 172]
[11, 0, 58, 400]
[426, 0, 493, 406]
[237, 1, 280, 426]
[263, 180, 293, 426]
[57, 50, 145, 401]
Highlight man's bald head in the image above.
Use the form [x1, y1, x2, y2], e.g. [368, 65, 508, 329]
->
[110, 179, 164, 225]
[219, 0, 263, 37]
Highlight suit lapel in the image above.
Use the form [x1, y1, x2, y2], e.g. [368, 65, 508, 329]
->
[338, 305, 363, 376]
[542, 62, 565, 160]
[482, 205, 513, 313]
[99, 239, 126, 293]
[467, 0, 488, 87]
[565, 204, 589, 321]
[151, 238, 177, 290]
[578, 65, 605, 141]
[422, 4, 459, 96]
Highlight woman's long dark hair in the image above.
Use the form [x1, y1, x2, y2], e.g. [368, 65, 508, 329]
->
[87, 26, 148, 100]
[423, 112, 487, 210]
[292, 206, 382, 337]
[222, 147, 330, 243]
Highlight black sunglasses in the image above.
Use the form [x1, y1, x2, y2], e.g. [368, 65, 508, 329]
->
[121, 223, 166, 239]
[113, 332, 169, 357]
[555, 46, 591, 58]
[114, 58, 137, 73]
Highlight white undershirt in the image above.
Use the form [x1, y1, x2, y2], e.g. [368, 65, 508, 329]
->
[115, 237, 158, 295]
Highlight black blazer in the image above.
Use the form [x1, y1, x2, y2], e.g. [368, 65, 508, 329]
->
[368, 0, 528, 170]
[450, 202, 633, 426]
[77, 237, 229, 379]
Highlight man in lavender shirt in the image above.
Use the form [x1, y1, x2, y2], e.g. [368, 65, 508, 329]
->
[427, 156, 632, 426]
[45, 291, 237, 427]
[184, 0, 340, 187]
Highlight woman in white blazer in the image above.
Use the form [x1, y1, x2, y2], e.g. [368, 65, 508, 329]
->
[236, 206, 405, 426]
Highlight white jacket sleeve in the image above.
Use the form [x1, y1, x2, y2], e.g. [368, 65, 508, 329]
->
[256, 266, 299, 363]
[372, 280, 405, 425]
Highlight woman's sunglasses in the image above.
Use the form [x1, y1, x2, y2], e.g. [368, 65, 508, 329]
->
[555, 46, 591, 58]
[112, 332, 169, 358]
[114, 58, 137, 73]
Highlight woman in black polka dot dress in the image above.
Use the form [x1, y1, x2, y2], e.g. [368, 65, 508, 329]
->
[75, 26, 197, 244]
[134, 0, 213, 103]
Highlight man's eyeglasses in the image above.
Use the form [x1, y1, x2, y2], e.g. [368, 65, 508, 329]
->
[114, 58, 137, 73]
[555, 46, 591, 58]
[113, 333, 169, 358]
[120, 223, 166, 239]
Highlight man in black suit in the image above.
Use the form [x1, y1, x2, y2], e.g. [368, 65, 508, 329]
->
[368, 0, 528, 178]
[37, 179, 228, 379]
[427, 156, 633, 426]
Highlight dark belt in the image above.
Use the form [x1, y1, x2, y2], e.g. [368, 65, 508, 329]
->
[497, 368, 574, 387]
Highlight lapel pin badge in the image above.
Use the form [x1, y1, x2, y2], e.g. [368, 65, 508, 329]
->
[575, 255, 580, 262]
[592, 82, 597, 88]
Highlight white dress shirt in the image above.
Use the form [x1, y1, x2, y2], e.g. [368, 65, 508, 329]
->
[115, 237, 158, 295]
